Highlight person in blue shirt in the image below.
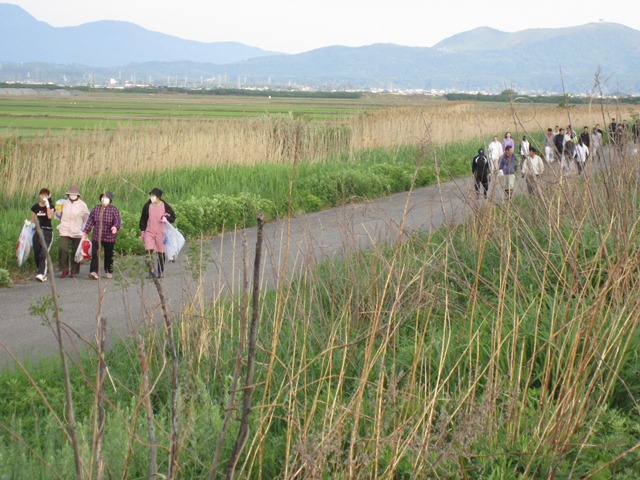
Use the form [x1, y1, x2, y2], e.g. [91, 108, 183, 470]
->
[499, 145, 518, 200]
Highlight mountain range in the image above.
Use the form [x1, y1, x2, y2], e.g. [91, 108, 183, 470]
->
[1, 3, 639, 94]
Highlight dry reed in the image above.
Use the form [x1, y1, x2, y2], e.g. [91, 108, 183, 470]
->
[1, 102, 611, 198]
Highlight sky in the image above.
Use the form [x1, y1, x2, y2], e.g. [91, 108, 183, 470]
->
[8, 0, 640, 54]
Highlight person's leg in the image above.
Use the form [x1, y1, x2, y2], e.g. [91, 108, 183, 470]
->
[32, 231, 43, 274]
[70, 237, 82, 275]
[89, 240, 101, 277]
[103, 242, 115, 274]
[157, 252, 166, 278]
[58, 236, 70, 274]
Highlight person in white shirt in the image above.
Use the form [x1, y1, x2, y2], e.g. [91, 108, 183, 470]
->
[488, 135, 504, 173]
[574, 137, 589, 174]
[522, 146, 545, 195]
[544, 128, 556, 163]
[519, 135, 530, 162]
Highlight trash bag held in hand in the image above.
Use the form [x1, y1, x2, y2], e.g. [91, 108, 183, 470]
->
[163, 222, 185, 262]
[16, 220, 35, 266]
[74, 234, 92, 263]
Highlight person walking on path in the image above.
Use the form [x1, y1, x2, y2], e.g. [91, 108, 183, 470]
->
[544, 128, 556, 163]
[591, 125, 603, 161]
[519, 136, 530, 162]
[575, 137, 589, 174]
[83, 191, 121, 280]
[503, 132, 515, 154]
[488, 135, 504, 174]
[57, 184, 89, 279]
[140, 188, 176, 278]
[522, 146, 545, 195]
[499, 145, 518, 200]
[30, 188, 55, 282]
[471, 148, 490, 198]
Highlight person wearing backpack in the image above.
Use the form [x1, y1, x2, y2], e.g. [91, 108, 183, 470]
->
[471, 148, 490, 198]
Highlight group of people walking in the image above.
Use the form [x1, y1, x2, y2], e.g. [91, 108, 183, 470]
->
[28, 185, 175, 282]
[471, 123, 629, 199]
[472, 131, 547, 199]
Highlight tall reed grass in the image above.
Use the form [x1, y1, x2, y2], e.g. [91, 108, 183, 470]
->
[0, 102, 611, 201]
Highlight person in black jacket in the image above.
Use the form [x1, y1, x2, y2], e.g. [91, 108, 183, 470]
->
[472, 148, 490, 198]
[139, 187, 176, 278]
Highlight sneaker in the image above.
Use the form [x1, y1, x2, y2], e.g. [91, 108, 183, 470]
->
[70, 271, 76, 278]
[105, 272, 113, 279]
[60, 270, 69, 279]
[35, 274, 46, 282]
[89, 272, 99, 280]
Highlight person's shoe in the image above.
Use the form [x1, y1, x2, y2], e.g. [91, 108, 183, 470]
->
[105, 272, 113, 279]
[70, 271, 76, 278]
[60, 270, 69, 279]
[35, 274, 46, 282]
[89, 272, 99, 280]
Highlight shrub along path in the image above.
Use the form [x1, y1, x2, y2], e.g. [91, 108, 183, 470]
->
[0, 157, 594, 366]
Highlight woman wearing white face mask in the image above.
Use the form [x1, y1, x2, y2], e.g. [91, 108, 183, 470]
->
[139, 187, 176, 279]
[57, 184, 89, 278]
[83, 191, 121, 280]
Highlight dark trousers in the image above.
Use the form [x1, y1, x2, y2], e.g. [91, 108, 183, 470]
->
[90, 240, 115, 274]
[147, 251, 166, 277]
[474, 176, 488, 196]
[58, 236, 82, 274]
[32, 229, 53, 276]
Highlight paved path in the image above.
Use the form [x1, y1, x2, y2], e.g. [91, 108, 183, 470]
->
[0, 176, 476, 367]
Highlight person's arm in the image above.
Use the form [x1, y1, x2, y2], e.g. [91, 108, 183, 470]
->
[83, 210, 95, 235]
[113, 207, 122, 231]
[44, 197, 54, 219]
[164, 202, 176, 224]
[139, 202, 149, 231]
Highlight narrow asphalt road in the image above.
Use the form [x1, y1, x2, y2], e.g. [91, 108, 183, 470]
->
[0, 176, 476, 367]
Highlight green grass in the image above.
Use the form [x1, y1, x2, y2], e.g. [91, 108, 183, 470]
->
[0, 94, 380, 136]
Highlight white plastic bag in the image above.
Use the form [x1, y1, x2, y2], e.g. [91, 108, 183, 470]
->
[163, 222, 185, 262]
[16, 220, 35, 266]
[74, 234, 92, 263]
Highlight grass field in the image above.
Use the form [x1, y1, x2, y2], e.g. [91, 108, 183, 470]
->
[0, 92, 444, 136]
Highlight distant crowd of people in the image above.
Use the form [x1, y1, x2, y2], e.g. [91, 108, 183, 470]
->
[471, 119, 640, 199]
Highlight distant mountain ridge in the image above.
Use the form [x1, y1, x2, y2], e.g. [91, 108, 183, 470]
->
[0, 3, 280, 65]
[1, 3, 639, 94]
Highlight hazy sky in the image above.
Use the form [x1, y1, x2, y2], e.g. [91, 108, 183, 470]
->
[9, 0, 639, 54]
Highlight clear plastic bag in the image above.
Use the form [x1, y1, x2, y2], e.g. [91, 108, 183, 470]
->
[163, 222, 185, 262]
[16, 220, 35, 266]
[74, 234, 92, 263]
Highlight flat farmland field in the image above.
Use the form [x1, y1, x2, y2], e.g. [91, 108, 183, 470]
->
[0, 91, 444, 136]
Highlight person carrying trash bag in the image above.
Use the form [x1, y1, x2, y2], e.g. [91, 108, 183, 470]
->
[57, 184, 89, 279]
[30, 188, 55, 282]
[83, 191, 121, 280]
[139, 188, 176, 279]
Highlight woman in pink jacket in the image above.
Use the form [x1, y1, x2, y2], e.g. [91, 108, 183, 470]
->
[57, 184, 89, 278]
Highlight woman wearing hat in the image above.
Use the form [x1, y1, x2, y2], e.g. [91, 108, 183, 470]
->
[57, 184, 90, 278]
[83, 191, 121, 280]
[139, 188, 176, 278]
